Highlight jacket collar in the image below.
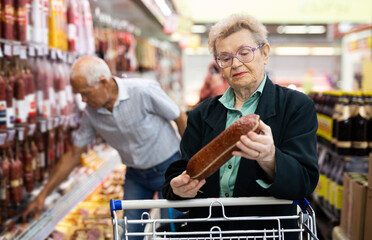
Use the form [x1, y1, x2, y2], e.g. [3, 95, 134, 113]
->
[254, 77, 277, 121]
[204, 76, 277, 132]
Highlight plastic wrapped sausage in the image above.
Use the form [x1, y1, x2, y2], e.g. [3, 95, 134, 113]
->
[186, 114, 261, 180]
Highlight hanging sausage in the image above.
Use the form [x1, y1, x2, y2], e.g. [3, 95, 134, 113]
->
[14, 68, 28, 124]
[9, 148, 22, 204]
[30, 139, 40, 182]
[67, 0, 78, 52]
[22, 140, 34, 192]
[15, 0, 27, 42]
[2, 0, 15, 40]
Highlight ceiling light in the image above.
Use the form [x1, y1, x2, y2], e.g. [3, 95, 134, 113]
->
[277, 25, 326, 34]
[155, 0, 172, 17]
[274, 47, 311, 55]
[307, 26, 326, 34]
[191, 25, 207, 34]
[311, 47, 341, 55]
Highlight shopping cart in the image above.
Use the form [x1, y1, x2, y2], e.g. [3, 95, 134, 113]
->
[110, 197, 318, 240]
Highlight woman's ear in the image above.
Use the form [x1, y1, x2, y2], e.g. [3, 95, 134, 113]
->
[263, 44, 270, 65]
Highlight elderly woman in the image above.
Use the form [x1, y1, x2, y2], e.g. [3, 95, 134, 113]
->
[162, 13, 319, 238]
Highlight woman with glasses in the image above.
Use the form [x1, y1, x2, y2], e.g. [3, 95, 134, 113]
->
[162, 13, 319, 239]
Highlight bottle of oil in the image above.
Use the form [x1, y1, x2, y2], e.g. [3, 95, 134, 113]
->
[350, 92, 368, 156]
[336, 93, 352, 156]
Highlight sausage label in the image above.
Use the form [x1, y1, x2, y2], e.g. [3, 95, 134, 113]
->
[6, 107, 15, 128]
[0, 100, 6, 127]
[15, 99, 28, 123]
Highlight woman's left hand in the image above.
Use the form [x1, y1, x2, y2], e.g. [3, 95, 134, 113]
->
[232, 120, 276, 180]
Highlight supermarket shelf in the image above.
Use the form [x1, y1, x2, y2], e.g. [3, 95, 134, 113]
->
[15, 147, 122, 240]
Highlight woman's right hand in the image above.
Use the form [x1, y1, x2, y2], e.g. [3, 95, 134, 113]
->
[170, 171, 206, 198]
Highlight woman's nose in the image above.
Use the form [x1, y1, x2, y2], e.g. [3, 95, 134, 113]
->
[231, 56, 242, 68]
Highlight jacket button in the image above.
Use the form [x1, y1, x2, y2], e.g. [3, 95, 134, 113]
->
[225, 193, 229, 197]
[228, 164, 232, 169]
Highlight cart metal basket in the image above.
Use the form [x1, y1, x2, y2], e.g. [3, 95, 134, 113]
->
[110, 197, 318, 240]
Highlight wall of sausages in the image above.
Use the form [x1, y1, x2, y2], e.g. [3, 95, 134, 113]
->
[0, 0, 96, 234]
[0, 0, 184, 236]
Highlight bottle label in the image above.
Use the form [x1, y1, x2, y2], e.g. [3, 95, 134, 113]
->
[333, 104, 343, 119]
[318, 174, 325, 197]
[317, 113, 333, 141]
[359, 106, 368, 119]
[338, 106, 351, 121]
[335, 184, 343, 210]
[352, 141, 369, 149]
[329, 180, 334, 206]
[324, 176, 330, 202]
[336, 141, 352, 148]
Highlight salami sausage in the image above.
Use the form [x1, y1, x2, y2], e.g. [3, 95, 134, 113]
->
[186, 114, 261, 180]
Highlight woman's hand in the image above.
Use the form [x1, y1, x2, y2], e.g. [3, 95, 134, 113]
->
[170, 171, 206, 198]
[232, 120, 276, 181]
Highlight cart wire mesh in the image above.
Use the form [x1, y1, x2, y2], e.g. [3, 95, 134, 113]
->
[110, 197, 318, 240]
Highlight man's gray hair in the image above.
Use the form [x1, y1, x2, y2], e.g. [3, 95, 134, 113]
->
[71, 56, 111, 88]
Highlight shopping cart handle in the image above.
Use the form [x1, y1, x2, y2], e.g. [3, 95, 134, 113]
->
[293, 198, 310, 212]
[110, 199, 123, 217]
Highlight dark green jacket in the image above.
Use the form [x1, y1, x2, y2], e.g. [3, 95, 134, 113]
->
[162, 77, 319, 238]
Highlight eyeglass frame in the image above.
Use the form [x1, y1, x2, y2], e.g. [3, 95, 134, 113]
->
[215, 43, 265, 68]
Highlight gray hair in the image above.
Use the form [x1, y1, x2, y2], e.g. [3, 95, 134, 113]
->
[208, 13, 269, 58]
[71, 56, 111, 88]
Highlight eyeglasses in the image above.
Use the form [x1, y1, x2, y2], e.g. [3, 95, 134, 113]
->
[215, 44, 265, 68]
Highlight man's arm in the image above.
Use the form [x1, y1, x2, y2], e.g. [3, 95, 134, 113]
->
[174, 108, 187, 137]
[22, 145, 86, 221]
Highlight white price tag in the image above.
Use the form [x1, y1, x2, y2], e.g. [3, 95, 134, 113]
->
[20, 46, 27, 59]
[0, 133, 7, 145]
[28, 123, 36, 135]
[37, 45, 44, 56]
[48, 119, 53, 130]
[29, 46, 36, 56]
[4, 44, 12, 56]
[7, 129, 16, 142]
[69, 54, 74, 64]
[0, 47, 3, 58]
[39, 120, 47, 133]
[51, 49, 57, 60]
[17, 127, 25, 141]
[13, 45, 20, 56]
[53, 117, 60, 128]
[57, 50, 63, 59]
[44, 46, 49, 55]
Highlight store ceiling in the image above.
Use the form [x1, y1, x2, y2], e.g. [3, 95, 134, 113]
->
[174, 0, 372, 24]
[90, 0, 372, 43]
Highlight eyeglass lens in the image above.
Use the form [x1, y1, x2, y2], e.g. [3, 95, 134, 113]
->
[217, 47, 255, 68]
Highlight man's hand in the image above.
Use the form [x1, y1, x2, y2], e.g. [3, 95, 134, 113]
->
[170, 171, 206, 198]
[22, 192, 47, 222]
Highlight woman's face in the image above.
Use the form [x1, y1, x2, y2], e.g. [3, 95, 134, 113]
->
[215, 29, 270, 92]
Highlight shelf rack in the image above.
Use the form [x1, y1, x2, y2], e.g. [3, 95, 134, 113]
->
[14, 147, 121, 240]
